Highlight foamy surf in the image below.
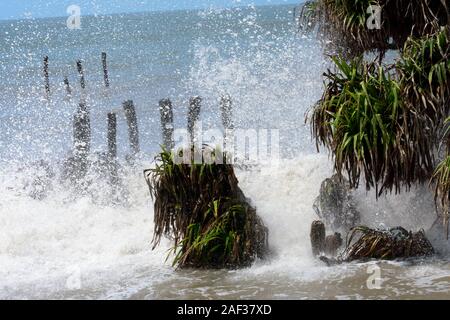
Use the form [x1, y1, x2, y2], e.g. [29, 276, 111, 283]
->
[0, 4, 449, 300]
[1, 153, 449, 299]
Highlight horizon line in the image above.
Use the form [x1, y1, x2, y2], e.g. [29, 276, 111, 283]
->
[0, 2, 301, 22]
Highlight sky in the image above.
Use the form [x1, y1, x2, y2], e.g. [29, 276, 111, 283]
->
[0, 0, 301, 21]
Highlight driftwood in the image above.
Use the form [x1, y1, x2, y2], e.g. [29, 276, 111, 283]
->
[314, 224, 435, 266]
[342, 226, 434, 261]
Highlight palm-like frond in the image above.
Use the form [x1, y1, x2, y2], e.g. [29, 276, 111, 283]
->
[342, 226, 434, 261]
[298, 0, 449, 58]
[144, 147, 268, 268]
[311, 27, 450, 197]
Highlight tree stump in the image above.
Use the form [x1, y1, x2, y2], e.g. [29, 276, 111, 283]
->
[310, 220, 325, 257]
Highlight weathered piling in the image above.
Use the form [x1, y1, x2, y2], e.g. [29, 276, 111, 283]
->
[107, 112, 119, 187]
[43, 56, 50, 97]
[60, 103, 91, 184]
[73, 102, 91, 155]
[188, 96, 201, 144]
[73, 102, 91, 156]
[159, 99, 174, 150]
[220, 95, 233, 130]
[107, 112, 117, 159]
[220, 95, 234, 154]
[76, 60, 86, 90]
[102, 52, 110, 88]
[310, 220, 326, 257]
[63, 76, 72, 97]
[123, 100, 140, 156]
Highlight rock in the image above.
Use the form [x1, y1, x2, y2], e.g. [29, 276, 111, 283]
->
[426, 218, 450, 256]
[313, 174, 360, 233]
[310, 220, 326, 256]
[409, 229, 435, 257]
[324, 232, 343, 256]
[319, 256, 340, 266]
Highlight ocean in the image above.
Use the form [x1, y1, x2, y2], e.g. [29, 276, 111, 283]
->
[0, 4, 449, 299]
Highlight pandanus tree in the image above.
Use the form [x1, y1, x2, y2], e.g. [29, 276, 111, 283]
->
[145, 148, 269, 268]
[298, 0, 449, 58]
[298, 0, 450, 242]
[312, 27, 450, 195]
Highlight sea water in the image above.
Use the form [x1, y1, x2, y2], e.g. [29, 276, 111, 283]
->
[0, 4, 449, 299]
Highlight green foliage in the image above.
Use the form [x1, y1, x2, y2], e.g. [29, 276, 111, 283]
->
[298, 0, 449, 58]
[312, 56, 406, 194]
[144, 147, 268, 268]
[297, 1, 320, 33]
[431, 116, 450, 237]
[432, 155, 450, 206]
[399, 26, 450, 115]
[311, 27, 450, 196]
[326, 0, 377, 29]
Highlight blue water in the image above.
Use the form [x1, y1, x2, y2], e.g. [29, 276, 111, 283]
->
[0, 4, 323, 164]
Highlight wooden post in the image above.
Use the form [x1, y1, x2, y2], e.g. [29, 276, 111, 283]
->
[220, 95, 233, 158]
[102, 52, 110, 88]
[310, 220, 326, 257]
[63, 76, 72, 97]
[220, 94, 233, 130]
[123, 100, 140, 155]
[73, 102, 91, 156]
[107, 112, 119, 187]
[159, 99, 174, 150]
[76, 60, 86, 90]
[43, 56, 50, 97]
[107, 112, 117, 159]
[188, 96, 201, 144]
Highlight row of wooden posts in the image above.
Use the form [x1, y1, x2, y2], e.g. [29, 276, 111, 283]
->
[73, 96, 234, 162]
[43, 52, 110, 98]
[43, 53, 234, 163]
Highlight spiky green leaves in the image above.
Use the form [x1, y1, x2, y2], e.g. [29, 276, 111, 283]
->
[144, 147, 268, 269]
[312, 56, 406, 194]
[399, 26, 450, 114]
[431, 115, 450, 238]
[432, 155, 450, 206]
[298, 0, 449, 58]
[311, 27, 450, 196]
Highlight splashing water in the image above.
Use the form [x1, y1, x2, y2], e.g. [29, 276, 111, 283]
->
[0, 4, 449, 299]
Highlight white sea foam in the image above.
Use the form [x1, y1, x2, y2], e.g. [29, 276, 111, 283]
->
[0, 5, 449, 299]
[0, 153, 448, 299]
